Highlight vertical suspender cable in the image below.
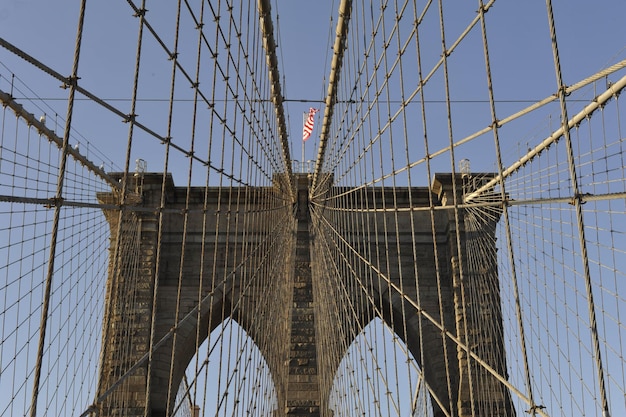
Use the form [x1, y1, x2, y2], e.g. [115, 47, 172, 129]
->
[165, 1, 185, 414]
[258, 0, 295, 202]
[143, 0, 181, 410]
[544, 1, 611, 416]
[29, 1, 88, 416]
[436, 0, 477, 414]
[311, 0, 352, 194]
[94, 0, 147, 409]
[476, 0, 537, 413]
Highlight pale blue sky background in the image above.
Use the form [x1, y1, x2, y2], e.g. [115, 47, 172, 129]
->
[1, 2, 625, 416]
[1, 0, 624, 179]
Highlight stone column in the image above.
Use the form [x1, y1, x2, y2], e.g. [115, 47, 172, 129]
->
[435, 174, 515, 417]
[285, 174, 321, 416]
[95, 174, 160, 417]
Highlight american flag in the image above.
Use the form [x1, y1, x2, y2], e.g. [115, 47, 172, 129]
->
[302, 108, 319, 141]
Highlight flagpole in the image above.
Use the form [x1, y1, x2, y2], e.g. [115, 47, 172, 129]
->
[302, 111, 306, 173]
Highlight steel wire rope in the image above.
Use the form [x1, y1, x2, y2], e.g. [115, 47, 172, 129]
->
[311, 190, 342, 414]
[606, 94, 626, 407]
[108, 213, 143, 413]
[474, 1, 536, 415]
[219, 6, 250, 414]
[0, 37, 238, 185]
[326, 22, 365, 411]
[180, 0, 290, 182]
[314, 187, 357, 414]
[580, 102, 626, 411]
[174, 229, 286, 414]
[142, 0, 185, 411]
[82, 198, 290, 412]
[434, 0, 479, 414]
[244, 2, 291, 406]
[3, 1, 626, 416]
[581, 117, 622, 414]
[310, 199, 449, 416]
[0, 89, 122, 192]
[348, 15, 381, 411]
[462, 202, 509, 413]
[314, 0, 497, 193]
[313, 65, 626, 201]
[229, 183, 286, 416]
[379, 3, 418, 414]
[372, 4, 404, 415]
[311, 203, 397, 417]
[211, 4, 241, 412]
[356, 4, 393, 413]
[80, 204, 293, 415]
[29, 1, 87, 415]
[163, 0, 194, 414]
[0, 18, 282, 189]
[94, 0, 148, 411]
[188, 0, 209, 413]
[368, 25, 391, 412]
[312, 199, 422, 414]
[192, 1, 249, 409]
[0, 70, 121, 174]
[192, 0, 291, 183]
[312, 194, 547, 415]
[0, 68, 121, 171]
[412, 0, 457, 413]
[2, 114, 31, 417]
[502, 150, 596, 412]
[388, 3, 424, 414]
[545, 1, 611, 415]
[203, 2, 235, 412]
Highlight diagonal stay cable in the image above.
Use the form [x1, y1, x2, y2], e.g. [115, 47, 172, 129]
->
[0, 36, 249, 187]
[310, 204, 449, 416]
[76, 205, 291, 416]
[309, 61, 626, 202]
[311, 200, 550, 417]
[465, 73, 626, 203]
[0, 88, 122, 190]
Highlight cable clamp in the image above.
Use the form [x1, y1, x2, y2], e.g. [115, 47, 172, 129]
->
[61, 76, 80, 89]
[525, 405, 546, 414]
[123, 113, 137, 123]
[133, 8, 147, 18]
[557, 84, 571, 97]
[569, 192, 591, 205]
[45, 197, 64, 209]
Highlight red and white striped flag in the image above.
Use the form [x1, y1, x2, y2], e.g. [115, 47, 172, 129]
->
[302, 108, 319, 141]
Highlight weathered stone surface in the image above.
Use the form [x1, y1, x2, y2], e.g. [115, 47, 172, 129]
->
[96, 173, 514, 417]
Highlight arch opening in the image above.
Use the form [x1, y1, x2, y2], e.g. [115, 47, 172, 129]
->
[172, 318, 278, 417]
[329, 317, 433, 417]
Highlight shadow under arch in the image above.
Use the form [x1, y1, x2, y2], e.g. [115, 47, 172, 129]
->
[96, 173, 294, 417]
[145, 273, 289, 417]
[146, 259, 293, 417]
[314, 175, 516, 417]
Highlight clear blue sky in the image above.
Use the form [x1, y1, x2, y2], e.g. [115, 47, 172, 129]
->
[1, 2, 625, 416]
[2, 1, 624, 178]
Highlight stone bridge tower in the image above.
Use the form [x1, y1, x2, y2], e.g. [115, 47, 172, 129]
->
[95, 172, 515, 417]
